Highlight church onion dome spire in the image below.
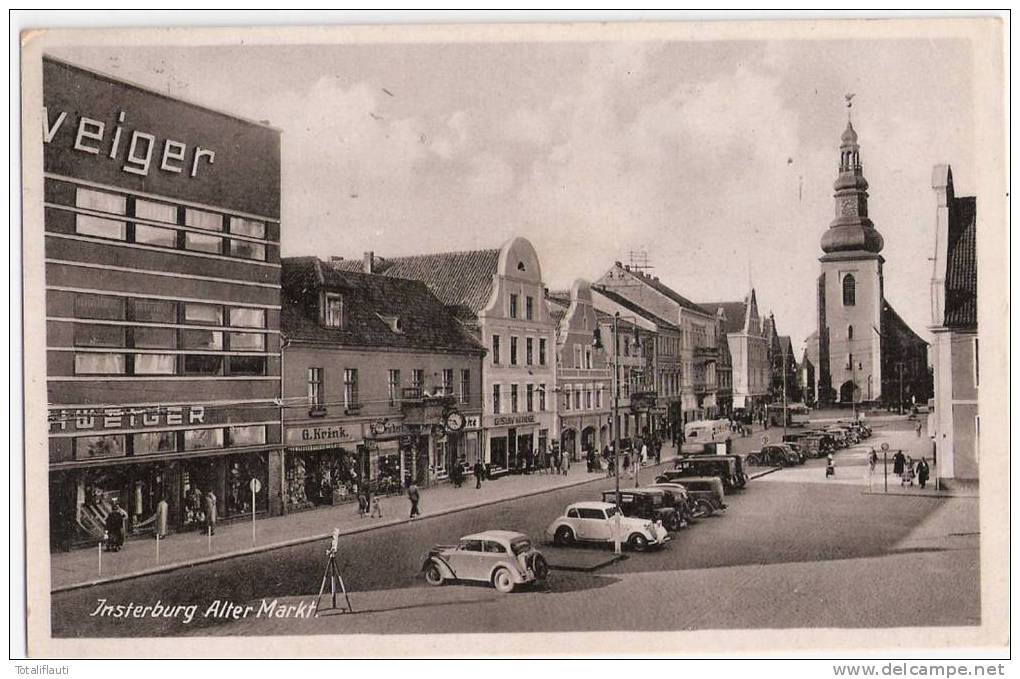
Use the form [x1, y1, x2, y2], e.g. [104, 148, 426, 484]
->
[821, 97, 884, 255]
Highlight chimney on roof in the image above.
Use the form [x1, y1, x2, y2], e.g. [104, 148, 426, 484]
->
[363, 251, 375, 274]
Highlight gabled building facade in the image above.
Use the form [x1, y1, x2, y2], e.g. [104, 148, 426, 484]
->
[701, 290, 770, 422]
[341, 238, 558, 476]
[929, 165, 978, 485]
[280, 257, 485, 504]
[547, 281, 612, 461]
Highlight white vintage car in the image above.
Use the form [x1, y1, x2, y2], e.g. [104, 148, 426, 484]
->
[546, 501, 670, 552]
[421, 530, 549, 593]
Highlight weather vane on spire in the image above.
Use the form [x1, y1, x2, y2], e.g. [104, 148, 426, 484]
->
[845, 92, 856, 121]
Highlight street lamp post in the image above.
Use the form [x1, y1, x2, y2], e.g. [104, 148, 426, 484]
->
[612, 313, 622, 553]
[782, 343, 788, 439]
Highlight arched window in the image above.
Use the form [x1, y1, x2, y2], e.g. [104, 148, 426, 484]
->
[847, 325, 854, 340]
[842, 274, 856, 306]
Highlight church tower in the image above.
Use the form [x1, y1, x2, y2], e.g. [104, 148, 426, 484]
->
[817, 99, 885, 404]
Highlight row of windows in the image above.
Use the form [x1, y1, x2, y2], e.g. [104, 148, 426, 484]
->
[507, 293, 536, 321]
[72, 293, 267, 329]
[492, 383, 547, 415]
[73, 424, 267, 461]
[307, 367, 473, 409]
[67, 187, 272, 261]
[491, 334, 547, 367]
[74, 325, 266, 352]
[561, 383, 606, 411]
[73, 352, 267, 377]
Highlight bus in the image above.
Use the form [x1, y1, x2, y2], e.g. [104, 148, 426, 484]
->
[682, 419, 733, 454]
[767, 403, 811, 427]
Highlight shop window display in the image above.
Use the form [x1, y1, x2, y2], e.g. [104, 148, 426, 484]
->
[227, 455, 267, 516]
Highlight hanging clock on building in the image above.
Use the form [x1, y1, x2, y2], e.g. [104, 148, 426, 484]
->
[445, 410, 466, 433]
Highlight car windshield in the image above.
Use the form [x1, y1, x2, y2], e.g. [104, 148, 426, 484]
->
[604, 506, 620, 518]
[509, 539, 532, 556]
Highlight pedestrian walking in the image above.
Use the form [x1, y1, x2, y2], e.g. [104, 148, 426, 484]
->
[474, 461, 484, 489]
[357, 488, 369, 517]
[370, 493, 383, 518]
[915, 421, 923, 438]
[825, 453, 835, 478]
[105, 499, 125, 552]
[622, 451, 631, 477]
[640, 441, 649, 467]
[407, 482, 421, 519]
[892, 450, 906, 476]
[203, 490, 217, 535]
[562, 451, 571, 476]
[553, 448, 561, 476]
[901, 456, 915, 487]
[916, 457, 930, 489]
[868, 448, 878, 471]
[155, 497, 168, 539]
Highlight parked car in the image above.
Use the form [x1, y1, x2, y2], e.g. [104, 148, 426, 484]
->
[639, 483, 693, 527]
[780, 443, 807, 464]
[650, 478, 726, 518]
[547, 501, 670, 552]
[805, 432, 837, 454]
[746, 444, 800, 467]
[665, 456, 746, 490]
[824, 428, 849, 448]
[600, 488, 683, 532]
[422, 530, 549, 593]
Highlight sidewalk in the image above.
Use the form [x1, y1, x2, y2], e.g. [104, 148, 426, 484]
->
[52, 452, 676, 592]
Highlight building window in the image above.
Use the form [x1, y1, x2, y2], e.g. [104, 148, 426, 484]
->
[574, 388, 581, 410]
[184, 355, 223, 376]
[493, 384, 502, 414]
[134, 224, 177, 247]
[229, 356, 266, 376]
[134, 198, 176, 224]
[585, 388, 592, 409]
[511, 384, 519, 413]
[563, 389, 571, 412]
[75, 294, 125, 320]
[184, 208, 223, 231]
[229, 307, 266, 328]
[574, 345, 582, 369]
[526, 296, 534, 321]
[133, 327, 176, 349]
[184, 428, 224, 451]
[308, 367, 324, 406]
[526, 384, 534, 412]
[585, 346, 593, 369]
[184, 231, 222, 254]
[842, 273, 856, 306]
[411, 369, 425, 398]
[539, 384, 546, 411]
[230, 216, 266, 239]
[848, 325, 854, 340]
[74, 353, 125, 375]
[509, 294, 519, 319]
[492, 335, 501, 365]
[324, 293, 343, 328]
[344, 369, 359, 408]
[182, 329, 223, 351]
[526, 337, 534, 366]
[596, 385, 603, 408]
[441, 368, 454, 396]
[229, 239, 266, 261]
[73, 324, 125, 348]
[76, 188, 126, 215]
[388, 369, 401, 406]
[134, 354, 176, 375]
[133, 431, 177, 456]
[510, 337, 518, 366]
[460, 369, 470, 405]
[228, 332, 265, 351]
[132, 298, 175, 323]
[184, 303, 223, 326]
[74, 434, 126, 461]
[539, 338, 547, 366]
[75, 214, 127, 241]
[227, 425, 266, 447]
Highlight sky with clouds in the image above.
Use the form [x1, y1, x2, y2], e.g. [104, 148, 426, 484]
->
[51, 35, 976, 352]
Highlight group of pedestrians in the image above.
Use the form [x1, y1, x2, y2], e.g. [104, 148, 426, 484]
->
[866, 448, 931, 489]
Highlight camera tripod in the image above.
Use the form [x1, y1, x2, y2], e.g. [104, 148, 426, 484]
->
[314, 546, 353, 615]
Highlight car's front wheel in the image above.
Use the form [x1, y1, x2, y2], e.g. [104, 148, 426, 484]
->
[492, 567, 515, 593]
[530, 554, 550, 582]
[554, 525, 575, 547]
[423, 560, 445, 587]
[628, 533, 649, 552]
[691, 498, 714, 518]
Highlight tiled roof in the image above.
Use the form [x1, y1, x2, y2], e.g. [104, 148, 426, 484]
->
[377, 249, 501, 318]
[593, 308, 641, 334]
[779, 335, 793, 355]
[882, 301, 929, 347]
[281, 257, 485, 354]
[592, 286, 681, 331]
[700, 301, 748, 334]
[545, 294, 569, 324]
[622, 266, 714, 316]
[944, 196, 977, 328]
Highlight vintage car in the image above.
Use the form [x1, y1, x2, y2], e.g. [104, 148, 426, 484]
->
[600, 488, 683, 532]
[780, 443, 807, 464]
[547, 501, 670, 552]
[667, 455, 747, 489]
[804, 432, 837, 454]
[649, 478, 726, 518]
[421, 530, 549, 593]
[825, 427, 853, 447]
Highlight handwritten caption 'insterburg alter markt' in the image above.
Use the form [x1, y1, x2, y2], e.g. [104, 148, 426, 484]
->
[89, 598, 318, 625]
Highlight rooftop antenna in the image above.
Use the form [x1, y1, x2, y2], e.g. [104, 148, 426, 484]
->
[627, 249, 654, 274]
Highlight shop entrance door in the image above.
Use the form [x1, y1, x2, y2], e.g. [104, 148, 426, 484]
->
[507, 428, 518, 472]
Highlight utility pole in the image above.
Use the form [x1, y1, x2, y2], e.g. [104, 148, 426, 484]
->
[782, 343, 788, 438]
[613, 312, 622, 554]
[896, 362, 905, 415]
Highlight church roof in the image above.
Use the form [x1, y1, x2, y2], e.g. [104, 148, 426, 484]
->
[700, 300, 748, 334]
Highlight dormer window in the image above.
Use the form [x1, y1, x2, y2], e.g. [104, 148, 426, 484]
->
[323, 293, 343, 328]
[377, 314, 403, 333]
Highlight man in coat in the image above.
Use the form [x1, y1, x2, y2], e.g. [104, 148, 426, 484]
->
[474, 460, 484, 489]
[892, 450, 906, 476]
[407, 482, 421, 519]
[204, 490, 217, 535]
[105, 499, 125, 552]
